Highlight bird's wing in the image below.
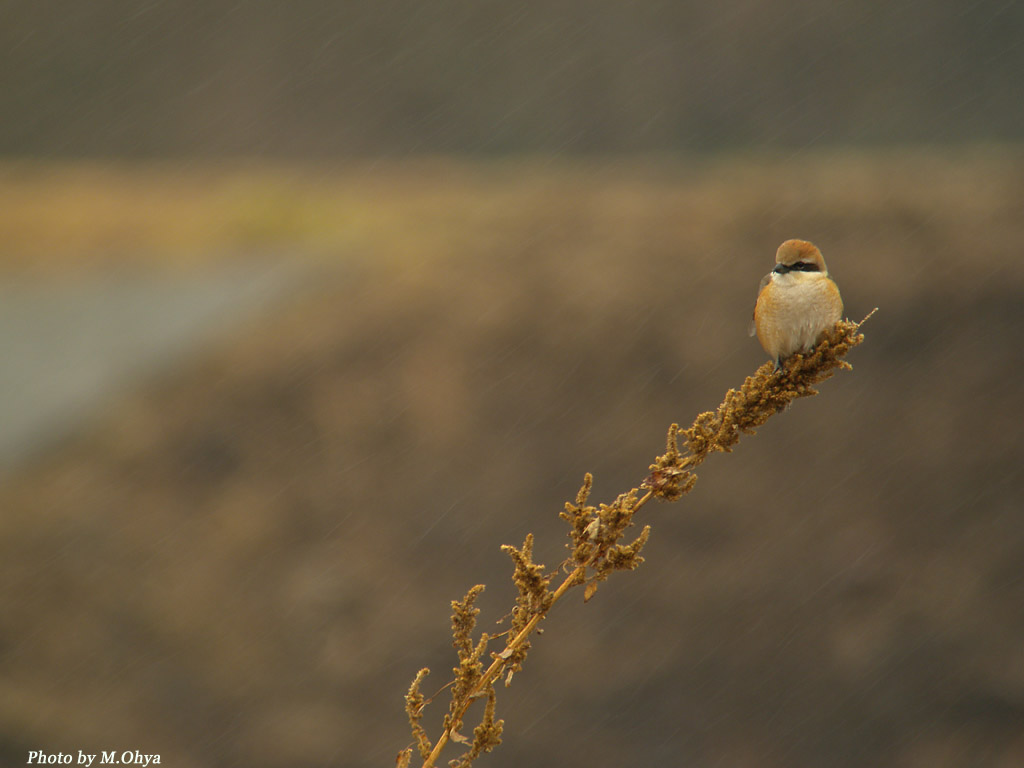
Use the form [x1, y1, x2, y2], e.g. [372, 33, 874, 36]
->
[749, 273, 771, 336]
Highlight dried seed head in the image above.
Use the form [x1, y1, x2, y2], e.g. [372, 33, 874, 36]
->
[402, 313, 873, 768]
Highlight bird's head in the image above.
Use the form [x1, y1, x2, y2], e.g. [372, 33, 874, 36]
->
[774, 239, 827, 275]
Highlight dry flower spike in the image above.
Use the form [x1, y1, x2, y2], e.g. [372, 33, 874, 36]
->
[399, 313, 874, 768]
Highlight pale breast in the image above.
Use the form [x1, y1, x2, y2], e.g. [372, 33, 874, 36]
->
[755, 273, 842, 359]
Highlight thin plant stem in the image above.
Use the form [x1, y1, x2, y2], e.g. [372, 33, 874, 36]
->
[400, 314, 875, 768]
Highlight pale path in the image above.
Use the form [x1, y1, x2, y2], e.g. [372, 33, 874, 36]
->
[0, 261, 310, 477]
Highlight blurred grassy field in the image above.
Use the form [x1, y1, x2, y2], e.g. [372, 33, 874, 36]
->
[2, 147, 1022, 273]
[0, 150, 1022, 768]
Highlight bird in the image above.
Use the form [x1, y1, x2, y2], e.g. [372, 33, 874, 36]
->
[751, 239, 843, 370]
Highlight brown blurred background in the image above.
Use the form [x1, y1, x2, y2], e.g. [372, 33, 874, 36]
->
[2, 1, 1024, 155]
[1, 3, 1023, 768]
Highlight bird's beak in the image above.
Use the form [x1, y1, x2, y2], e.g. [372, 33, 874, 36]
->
[773, 264, 790, 274]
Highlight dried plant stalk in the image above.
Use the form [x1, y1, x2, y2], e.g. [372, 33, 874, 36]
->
[397, 314, 874, 768]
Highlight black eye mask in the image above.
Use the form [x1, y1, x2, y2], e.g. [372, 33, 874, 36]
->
[773, 261, 820, 274]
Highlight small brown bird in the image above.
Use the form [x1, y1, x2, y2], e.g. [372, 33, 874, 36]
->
[751, 239, 843, 369]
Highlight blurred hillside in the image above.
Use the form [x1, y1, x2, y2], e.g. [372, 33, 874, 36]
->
[0, 152, 1022, 767]
[2, 1, 1022, 156]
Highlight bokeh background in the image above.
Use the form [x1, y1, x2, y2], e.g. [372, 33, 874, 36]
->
[1, 3, 1023, 767]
